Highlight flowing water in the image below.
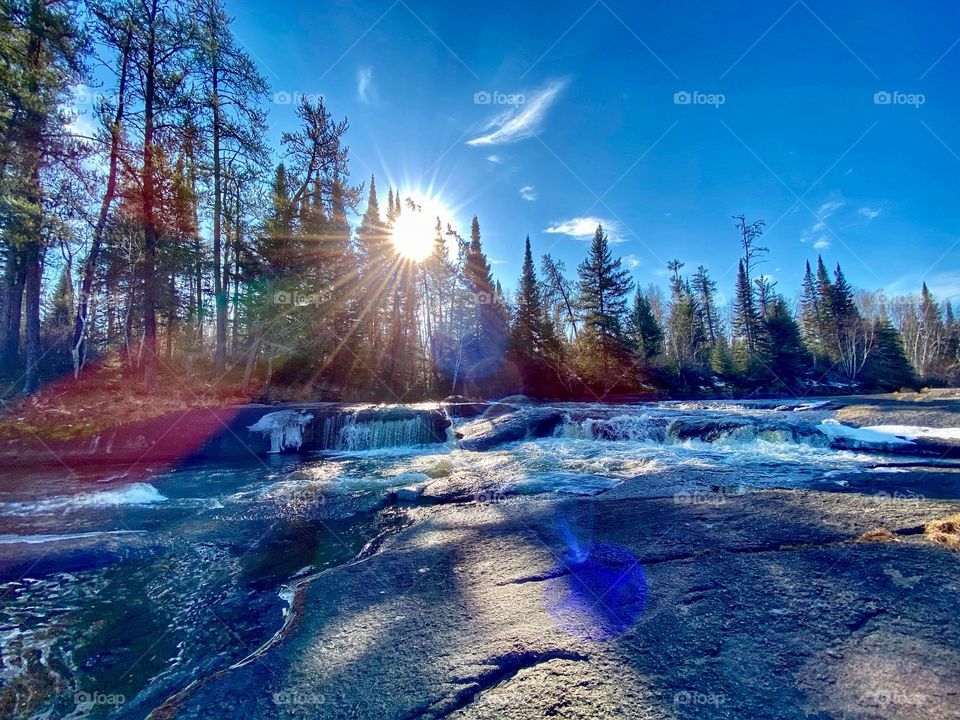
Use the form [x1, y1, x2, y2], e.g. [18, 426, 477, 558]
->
[0, 399, 940, 718]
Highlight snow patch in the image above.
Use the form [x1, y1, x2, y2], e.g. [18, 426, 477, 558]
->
[863, 425, 960, 442]
[817, 420, 914, 449]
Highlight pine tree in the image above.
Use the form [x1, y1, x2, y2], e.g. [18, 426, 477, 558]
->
[691, 265, 719, 345]
[799, 260, 826, 362]
[576, 224, 633, 386]
[763, 296, 809, 388]
[508, 236, 559, 393]
[625, 288, 663, 362]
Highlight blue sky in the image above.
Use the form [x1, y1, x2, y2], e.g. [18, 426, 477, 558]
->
[227, 0, 960, 303]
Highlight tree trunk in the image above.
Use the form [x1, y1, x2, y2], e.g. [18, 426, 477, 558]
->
[0, 250, 25, 376]
[141, 3, 159, 392]
[72, 21, 131, 377]
[211, 61, 227, 372]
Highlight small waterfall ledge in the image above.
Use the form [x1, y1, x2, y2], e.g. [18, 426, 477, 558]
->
[0, 404, 452, 467]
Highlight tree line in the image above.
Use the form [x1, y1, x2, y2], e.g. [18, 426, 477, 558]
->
[2, 0, 957, 402]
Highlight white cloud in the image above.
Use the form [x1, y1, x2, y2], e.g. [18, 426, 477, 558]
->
[356, 67, 375, 104]
[486, 154, 503, 163]
[467, 79, 567, 146]
[545, 217, 623, 242]
[801, 200, 844, 249]
[858, 207, 880, 220]
[519, 185, 537, 201]
[816, 200, 844, 217]
[622, 253, 642, 269]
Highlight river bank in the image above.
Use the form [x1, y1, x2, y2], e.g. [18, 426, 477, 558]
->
[1, 395, 959, 719]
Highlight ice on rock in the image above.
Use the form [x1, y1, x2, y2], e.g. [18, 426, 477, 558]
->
[248, 410, 314, 453]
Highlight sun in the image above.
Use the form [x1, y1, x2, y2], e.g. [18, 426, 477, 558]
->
[389, 193, 455, 262]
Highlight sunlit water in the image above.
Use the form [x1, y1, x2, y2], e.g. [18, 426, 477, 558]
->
[0, 400, 926, 718]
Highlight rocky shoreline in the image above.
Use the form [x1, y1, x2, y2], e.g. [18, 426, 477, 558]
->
[151, 394, 960, 720]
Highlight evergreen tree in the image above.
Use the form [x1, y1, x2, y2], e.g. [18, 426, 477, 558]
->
[691, 265, 719, 345]
[625, 288, 663, 362]
[508, 236, 559, 393]
[763, 296, 809, 388]
[576, 224, 633, 386]
[799, 260, 826, 362]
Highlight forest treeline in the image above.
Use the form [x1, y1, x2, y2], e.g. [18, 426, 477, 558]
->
[2, 0, 958, 403]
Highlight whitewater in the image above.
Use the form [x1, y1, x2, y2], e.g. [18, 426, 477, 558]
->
[0, 398, 956, 719]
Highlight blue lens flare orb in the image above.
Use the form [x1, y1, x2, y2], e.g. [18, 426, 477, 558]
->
[544, 543, 649, 641]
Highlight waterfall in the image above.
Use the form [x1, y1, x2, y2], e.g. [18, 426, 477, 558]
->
[335, 415, 435, 451]
[308, 411, 440, 451]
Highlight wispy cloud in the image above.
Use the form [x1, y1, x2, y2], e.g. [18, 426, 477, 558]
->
[467, 79, 567, 146]
[356, 67, 375, 104]
[486, 154, 503, 164]
[801, 200, 845, 251]
[545, 216, 623, 242]
[858, 206, 880, 220]
[519, 185, 537, 201]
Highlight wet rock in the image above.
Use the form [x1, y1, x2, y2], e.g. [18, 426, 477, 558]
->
[458, 409, 565, 451]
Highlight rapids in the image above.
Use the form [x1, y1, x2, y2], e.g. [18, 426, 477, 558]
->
[0, 399, 952, 718]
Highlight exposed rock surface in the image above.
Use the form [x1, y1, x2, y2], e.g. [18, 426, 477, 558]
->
[167, 487, 960, 720]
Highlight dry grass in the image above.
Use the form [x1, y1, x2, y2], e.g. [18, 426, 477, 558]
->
[858, 528, 898, 543]
[0, 355, 258, 442]
[924, 513, 960, 551]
